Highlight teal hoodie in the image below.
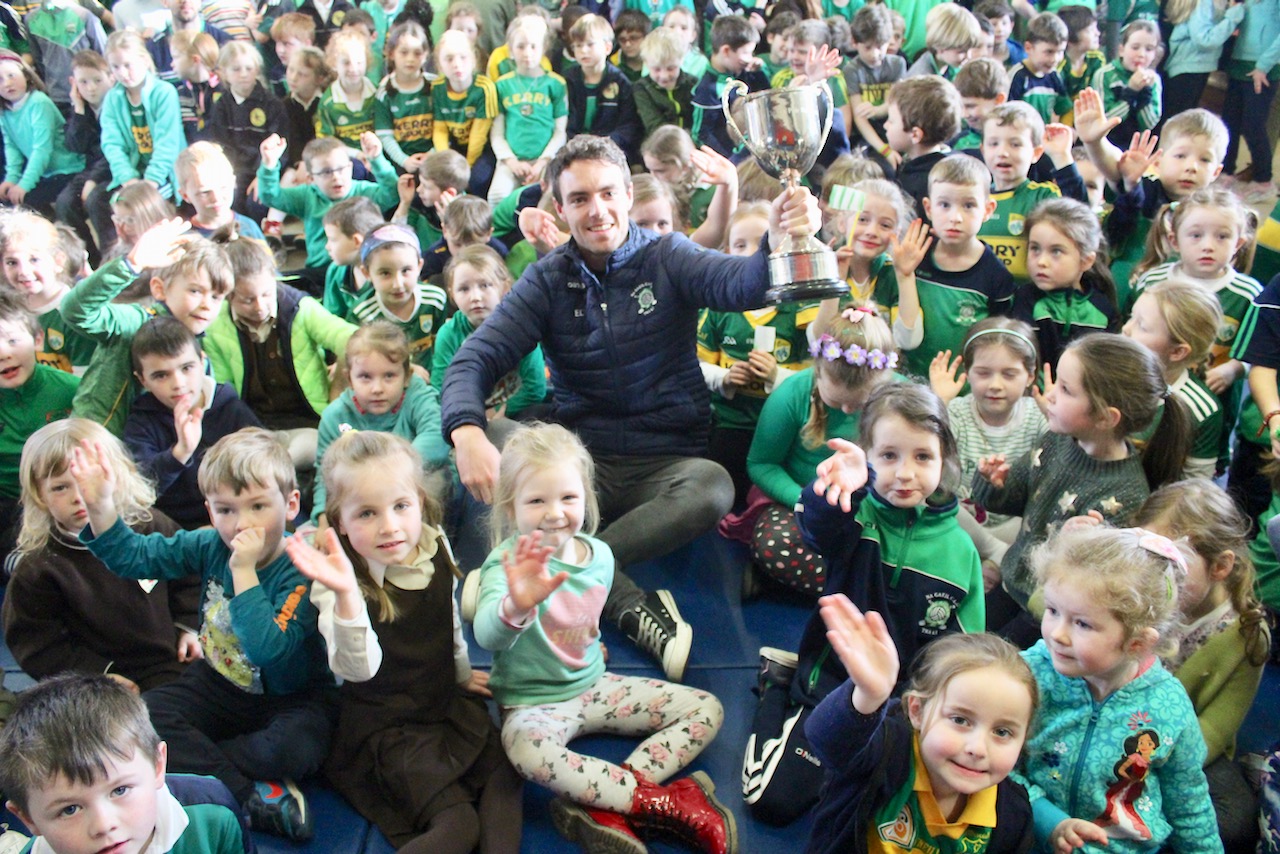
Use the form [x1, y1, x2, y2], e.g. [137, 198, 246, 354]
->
[1227, 0, 1280, 75]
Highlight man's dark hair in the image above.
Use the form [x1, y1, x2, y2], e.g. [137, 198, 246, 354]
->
[546, 135, 633, 204]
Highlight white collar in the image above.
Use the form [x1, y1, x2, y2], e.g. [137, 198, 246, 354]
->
[31, 786, 188, 854]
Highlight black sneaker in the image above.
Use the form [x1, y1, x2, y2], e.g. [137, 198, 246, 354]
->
[757, 646, 798, 693]
[617, 590, 693, 682]
[245, 779, 312, 841]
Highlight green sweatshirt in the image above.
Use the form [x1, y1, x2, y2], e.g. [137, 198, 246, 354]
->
[59, 257, 159, 436]
[256, 154, 399, 267]
[431, 310, 545, 418]
[0, 90, 84, 190]
[0, 363, 78, 498]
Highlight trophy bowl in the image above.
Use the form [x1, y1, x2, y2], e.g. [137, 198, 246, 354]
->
[723, 81, 849, 305]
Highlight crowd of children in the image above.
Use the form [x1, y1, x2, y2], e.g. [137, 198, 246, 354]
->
[0, 0, 1279, 852]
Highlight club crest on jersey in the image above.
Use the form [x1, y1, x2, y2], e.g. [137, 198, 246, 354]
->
[631, 283, 656, 315]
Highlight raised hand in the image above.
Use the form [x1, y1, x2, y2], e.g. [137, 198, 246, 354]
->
[259, 133, 287, 169]
[285, 528, 359, 595]
[1117, 130, 1160, 190]
[890, 218, 933, 277]
[1049, 817, 1111, 853]
[172, 398, 204, 465]
[68, 440, 117, 511]
[800, 43, 842, 85]
[502, 531, 569, 613]
[977, 454, 1010, 488]
[518, 206, 569, 254]
[1031, 360, 1054, 416]
[690, 145, 736, 187]
[818, 594, 899, 714]
[360, 131, 383, 161]
[396, 173, 416, 208]
[126, 217, 192, 271]
[1071, 88, 1119, 145]
[1043, 123, 1074, 165]
[928, 350, 967, 403]
[813, 438, 870, 512]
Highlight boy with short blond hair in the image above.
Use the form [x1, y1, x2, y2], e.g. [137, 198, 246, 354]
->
[1009, 12, 1071, 124]
[976, 102, 1072, 284]
[565, 13, 642, 162]
[176, 142, 264, 241]
[884, 75, 962, 205]
[0, 673, 247, 854]
[893, 154, 1013, 378]
[905, 4, 982, 80]
[952, 56, 1007, 149]
[1076, 97, 1228, 304]
[634, 26, 697, 135]
[72, 426, 335, 842]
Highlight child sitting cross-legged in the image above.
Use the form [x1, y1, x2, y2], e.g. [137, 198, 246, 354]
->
[123, 316, 262, 530]
[0, 673, 249, 854]
[69, 427, 337, 842]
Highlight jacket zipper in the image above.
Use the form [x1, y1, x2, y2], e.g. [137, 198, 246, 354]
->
[889, 514, 918, 588]
[1067, 700, 1105, 816]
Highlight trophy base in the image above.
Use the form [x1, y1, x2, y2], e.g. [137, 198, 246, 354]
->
[764, 279, 850, 305]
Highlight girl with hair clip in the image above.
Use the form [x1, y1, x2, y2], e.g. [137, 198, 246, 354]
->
[641, 125, 737, 237]
[700, 202, 816, 509]
[1011, 197, 1120, 371]
[2, 418, 202, 693]
[0, 50, 84, 215]
[1128, 479, 1270, 850]
[973, 333, 1193, 645]
[804, 600, 1037, 854]
[375, 21, 435, 174]
[469, 423, 735, 854]
[310, 321, 449, 526]
[738, 309, 900, 596]
[743, 382, 983, 827]
[1014, 525, 1222, 854]
[813, 177, 916, 334]
[1123, 278, 1225, 479]
[284, 430, 523, 854]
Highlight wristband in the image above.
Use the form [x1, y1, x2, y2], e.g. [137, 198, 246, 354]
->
[1258, 410, 1280, 439]
[878, 144, 891, 156]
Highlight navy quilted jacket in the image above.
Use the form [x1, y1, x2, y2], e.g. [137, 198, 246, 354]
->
[441, 223, 771, 457]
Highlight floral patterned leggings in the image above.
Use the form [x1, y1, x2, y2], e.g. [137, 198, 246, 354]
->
[752, 503, 825, 594]
[500, 672, 723, 812]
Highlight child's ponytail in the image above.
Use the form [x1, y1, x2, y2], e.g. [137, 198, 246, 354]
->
[1134, 202, 1178, 283]
[1067, 333, 1191, 489]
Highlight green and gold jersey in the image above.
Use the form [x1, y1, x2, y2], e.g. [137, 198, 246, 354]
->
[771, 66, 849, 108]
[495, 71, 568, 161]
[903, 245, 1015, 378]
[129, 101, 153, 169]
[316, 79, 377, 149]
[348, 281, 449, 369]
[373, 80, 433, 156]
[697, 302, 819, 430]
[979, 179, 1061, 285]
[432, 76, 498, 153]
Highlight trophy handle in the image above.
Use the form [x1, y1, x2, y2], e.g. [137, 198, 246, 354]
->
[721, 79, 749, 146]
[817, 80, 834, 157]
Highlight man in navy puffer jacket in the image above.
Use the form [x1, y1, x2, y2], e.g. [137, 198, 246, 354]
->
[442, 135, 821, 683]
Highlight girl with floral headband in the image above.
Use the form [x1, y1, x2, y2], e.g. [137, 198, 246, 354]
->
[734, 308, 901, 597]
[1014, 524, 1220, 854]
[742, 381, 981, 825]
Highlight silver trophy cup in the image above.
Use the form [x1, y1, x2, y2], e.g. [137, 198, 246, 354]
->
[722, 81, 849, 304]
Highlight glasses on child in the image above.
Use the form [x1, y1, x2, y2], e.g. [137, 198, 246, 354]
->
[312, 164, 352, 178]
